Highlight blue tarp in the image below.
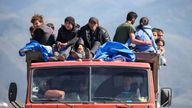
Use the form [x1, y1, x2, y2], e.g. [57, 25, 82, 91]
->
[19, 40, 53, 61]
[94, 41, 135, 62]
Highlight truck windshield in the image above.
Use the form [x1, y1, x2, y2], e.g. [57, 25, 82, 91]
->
[31, 66, 148, 103]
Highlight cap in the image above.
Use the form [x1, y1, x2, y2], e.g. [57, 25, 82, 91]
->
[89, 17, 99, 24]
[65, 16, 75, 26]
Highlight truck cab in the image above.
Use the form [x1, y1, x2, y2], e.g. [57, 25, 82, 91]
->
[8, 52, 172, 108]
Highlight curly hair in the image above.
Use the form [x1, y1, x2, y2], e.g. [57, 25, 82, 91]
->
[31, 14, 44, 24]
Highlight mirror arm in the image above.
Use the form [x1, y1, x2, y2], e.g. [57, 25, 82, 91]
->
[10, 101, 23, 108]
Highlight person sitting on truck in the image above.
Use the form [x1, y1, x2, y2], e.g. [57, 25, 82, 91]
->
[157, 29, 164, 40]
[72, 17, 111, 59]
[30, 14, 56, 46]
[133, 17, 157, 53]
[19, 15, 56, 62]
[152, 28, 160, 40]
[156, 38, 166, 66]
[46, 22, 56, 43]
[156, 38, 165, 55]
[47, 22, 56, 39]
[47, 23, 55, 33]
[113, 11, 152, 48]
[50, 16, 80, 61]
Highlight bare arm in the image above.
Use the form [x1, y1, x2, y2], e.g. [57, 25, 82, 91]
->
[44, 90, 65, 100]
[129, 32, 152, 46]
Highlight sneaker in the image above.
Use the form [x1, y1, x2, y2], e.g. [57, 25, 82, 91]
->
[57, 55, 65, 61]
[48, 56, 58, 61]
[71, 50, 84, 59]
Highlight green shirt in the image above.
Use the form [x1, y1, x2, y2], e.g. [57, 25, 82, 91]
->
[113, 22, 135, 44]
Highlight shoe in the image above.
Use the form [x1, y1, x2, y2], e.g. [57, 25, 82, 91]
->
[48, 56, 58, 61]
[71, 50, 84, 59]
[57, 55, 65, 61]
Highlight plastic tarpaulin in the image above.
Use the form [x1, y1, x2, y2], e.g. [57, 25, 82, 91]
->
[19, 40, 53, 61]
[94, 41, 135, 62]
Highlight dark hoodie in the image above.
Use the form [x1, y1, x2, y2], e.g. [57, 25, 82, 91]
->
[56, 24, 80, 46]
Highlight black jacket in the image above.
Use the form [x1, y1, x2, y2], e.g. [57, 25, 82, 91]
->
[32, 25, 56, 46]
[78, 24, 111, 52]
[56, 24, 79, 46]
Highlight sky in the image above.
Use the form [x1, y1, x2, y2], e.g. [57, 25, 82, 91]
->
[0, 0, 192, 108]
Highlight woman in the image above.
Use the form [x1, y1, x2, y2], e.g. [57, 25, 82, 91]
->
[134, 17, 157, 53]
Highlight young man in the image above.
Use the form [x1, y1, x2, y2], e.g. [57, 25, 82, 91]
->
[113, 11, 152, 47]
[52, 16, 79, 61]
[31, 14, 44, 29]
[75, 17, 111, 59]
[37, 80, 65, 100]
[30, 14, 55, 46]
[157, 29, 164, 40]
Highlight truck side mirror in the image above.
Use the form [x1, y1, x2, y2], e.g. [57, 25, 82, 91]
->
[160, 88, 172, 107]
[8, 82, 17, 102]
[8, 82, 23, 108]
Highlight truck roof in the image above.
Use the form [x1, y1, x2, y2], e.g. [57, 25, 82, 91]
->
[30, 60, 151, 69]
[26, 51, 159, 70]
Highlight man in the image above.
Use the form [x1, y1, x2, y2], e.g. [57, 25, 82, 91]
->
[116, 76, 139, 101]
[75, 17, 111, 59]
[37, 79, 65, 100]
[31, 14, 44, 29]
[113, 11, 152, 47]
[30, 14, 55, 46]
[157, 29, 164, 40]
[53, 16, 79, 61]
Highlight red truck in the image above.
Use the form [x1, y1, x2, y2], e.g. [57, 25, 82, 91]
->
[8, 52, 172, 108]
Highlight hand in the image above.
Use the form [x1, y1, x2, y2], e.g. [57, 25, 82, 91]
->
[77, 45, 84, 53]
[144, 40, 152, 46]
[60, 43, 68, 48]
[57, 42, 67, 49]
